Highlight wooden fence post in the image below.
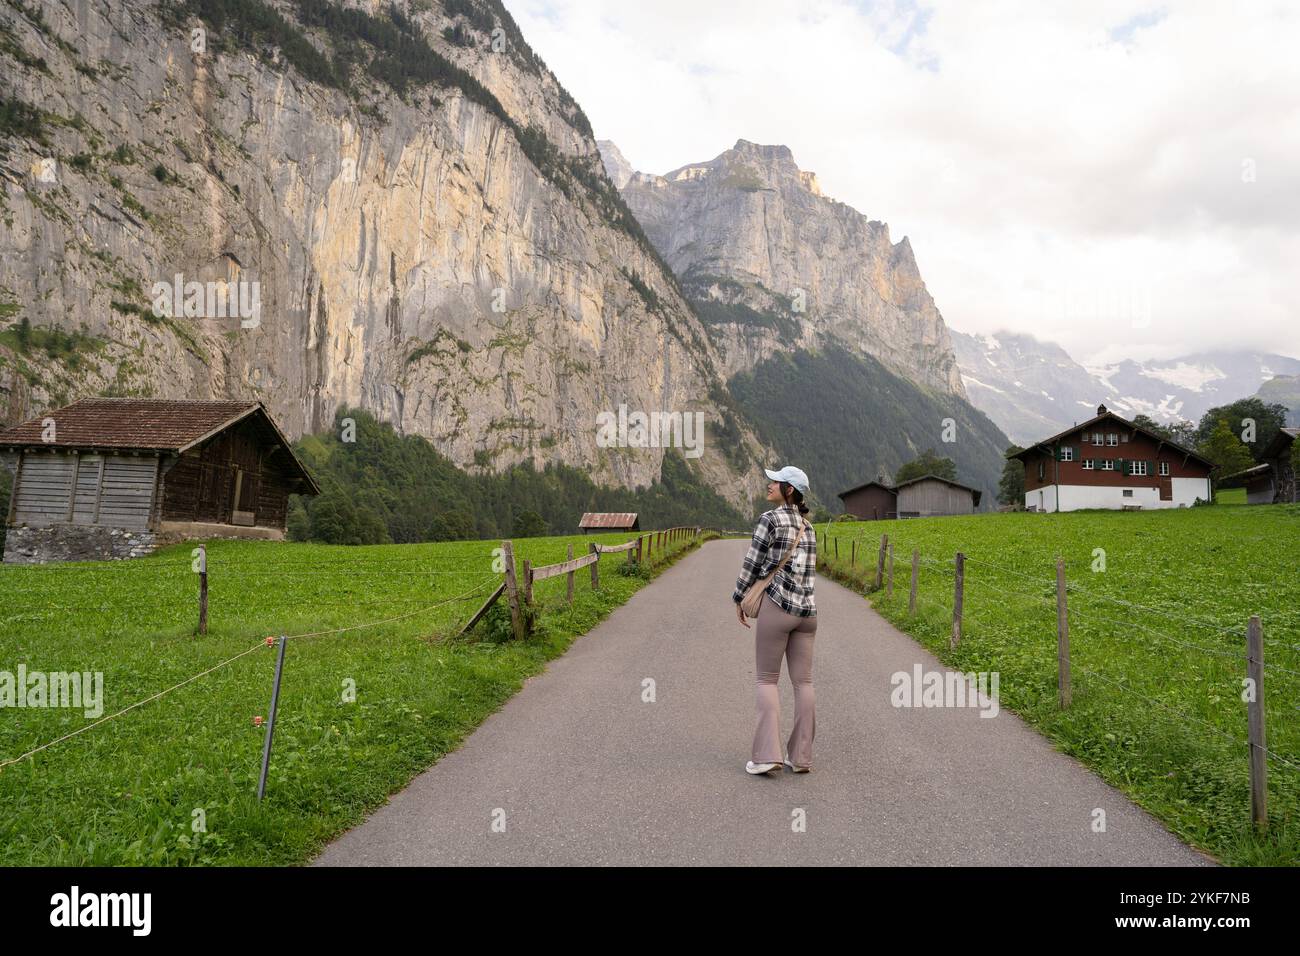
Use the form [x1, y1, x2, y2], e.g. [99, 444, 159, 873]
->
[522, 559, 533, 606]
[196, 544, 208, 635]
[501, 540, 525, 641]
[908, 549, 919, 614]
[950, 552, 965, 650]
[875, 534, 888, 590]
[886, 541, 894, 597]
[834, 537, 839, 559]
[1056, 556, 1071, 709]
[589, 543, 600, 591]
[636, 535, 644, 565]
[1247, 615, 1267, 831]
[566, 543, 575, 605]
[851, 540, 856, 566]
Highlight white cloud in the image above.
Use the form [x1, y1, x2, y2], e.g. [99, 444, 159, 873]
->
[505, 0, 1300, 364]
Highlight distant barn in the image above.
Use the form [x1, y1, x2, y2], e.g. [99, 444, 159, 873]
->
[895, 475, 982, 517]
[837, 481, 898, 521]
[1238, 427, 1297, 504]
[838, 475, 982, 519]
[578, 512, 639, 533]
[0, 399, 319, 563]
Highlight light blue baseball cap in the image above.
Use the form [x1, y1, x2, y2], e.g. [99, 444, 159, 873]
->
[765, 465, 809, 495]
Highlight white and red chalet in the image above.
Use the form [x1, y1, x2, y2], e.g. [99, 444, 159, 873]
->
[1010, 405, 1213, 512]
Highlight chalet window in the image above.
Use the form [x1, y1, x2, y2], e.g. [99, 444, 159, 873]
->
[1120, 432, 1130, 442]
[1093, 431, 1104, 445]
[1107, 433, 1119, 446]
[1130, 461, 1149, 476]
[1101, 460, 1114, 471]
[1159, 461, 1170, 476]
[1038, 461, 1045, 481]
[1082, 459, 1094, 470]
[1123, 490, 1133, 497]
[1061, 447, 1074, 462]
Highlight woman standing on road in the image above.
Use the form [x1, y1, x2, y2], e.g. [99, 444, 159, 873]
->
[731, 466, 818, 775]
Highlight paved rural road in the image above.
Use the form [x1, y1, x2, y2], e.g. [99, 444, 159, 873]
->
[315, 539, 1214, 866]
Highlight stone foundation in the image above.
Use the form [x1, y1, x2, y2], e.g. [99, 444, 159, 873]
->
[3, 524, 159, 564]
[2, 521, 286, 564]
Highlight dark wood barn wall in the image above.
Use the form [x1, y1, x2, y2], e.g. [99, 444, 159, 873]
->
[160, 418, 295, 529]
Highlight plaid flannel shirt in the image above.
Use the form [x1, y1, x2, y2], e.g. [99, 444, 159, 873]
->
[731, 505, 817, 617]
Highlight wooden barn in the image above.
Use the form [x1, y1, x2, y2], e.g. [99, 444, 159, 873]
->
[0, 399, 319, 563]
[1238, 427, 1297, 504]
[578, 512, 640, 533]
[895, 475, 982, 517]
[837, 481, 898, 521]
[839, 475, 982, 519]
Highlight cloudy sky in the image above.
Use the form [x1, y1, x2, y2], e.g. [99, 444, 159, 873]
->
[504, 0, 1300, 367]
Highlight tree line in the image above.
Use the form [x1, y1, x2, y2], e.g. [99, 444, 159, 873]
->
[285, 409, 746, 544]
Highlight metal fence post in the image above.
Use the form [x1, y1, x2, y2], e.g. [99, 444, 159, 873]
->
[1247, 615, 1267, 831]
[257, 635, 288, 801]
[1056, 557, 1071, 709]
[951, 552, 965, 650]
[908, 549, 919, 614]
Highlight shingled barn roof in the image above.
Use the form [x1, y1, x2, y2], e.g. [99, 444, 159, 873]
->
[0, 399, 319, 492]
[0, 399, 264, 450]
[578, 512, 639, 529]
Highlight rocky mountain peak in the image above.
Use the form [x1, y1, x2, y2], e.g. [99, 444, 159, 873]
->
[596, 139, 634, 189]
[608, 139, 965, 396]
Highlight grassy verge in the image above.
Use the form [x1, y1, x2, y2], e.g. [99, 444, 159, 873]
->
[0, 530, 710, 865]
[814, 506, 1300, 866]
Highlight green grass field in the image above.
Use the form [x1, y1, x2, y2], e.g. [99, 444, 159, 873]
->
[0, 529, 702, 865]
[817, 504, 1300, 866]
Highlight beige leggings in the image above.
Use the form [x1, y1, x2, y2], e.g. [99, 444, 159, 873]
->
[753, 593, 818, 766]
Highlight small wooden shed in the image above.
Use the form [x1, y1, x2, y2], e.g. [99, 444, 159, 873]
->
[837, 481, 898, 521]
[578, 512, 640, 533]
[1240, 428, 1297, 504]
[894, 475, 982, 517]
[1, 399, 319, 563]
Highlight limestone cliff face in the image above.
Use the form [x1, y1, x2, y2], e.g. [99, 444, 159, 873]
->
[609, 140, 967, 396]
[0, 0, 766, 507]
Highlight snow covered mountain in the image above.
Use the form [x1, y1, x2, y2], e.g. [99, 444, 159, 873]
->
[951, 330, 1300, 445]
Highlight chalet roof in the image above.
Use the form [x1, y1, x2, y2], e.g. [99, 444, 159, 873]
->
[0, 399, 320, 493]
[837, 480, 897, 500]
[894, 473, 983, 507]
[1006, 404, 1214, 468]
[578, 512, 639, 529]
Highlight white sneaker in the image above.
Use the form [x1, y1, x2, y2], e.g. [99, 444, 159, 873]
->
[746, 760, 781, 774]
[783, 756, 810, 773]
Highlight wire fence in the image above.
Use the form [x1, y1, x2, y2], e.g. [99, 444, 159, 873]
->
[0, 528, 707, 796]
[817, 527, 1300, 833]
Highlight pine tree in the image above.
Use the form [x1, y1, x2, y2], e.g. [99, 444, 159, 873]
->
[998, 445, 1025, 506]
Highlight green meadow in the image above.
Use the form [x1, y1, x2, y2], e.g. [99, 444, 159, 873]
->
[0, 530, 703, 865]
[817, 504, 1300, 866]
